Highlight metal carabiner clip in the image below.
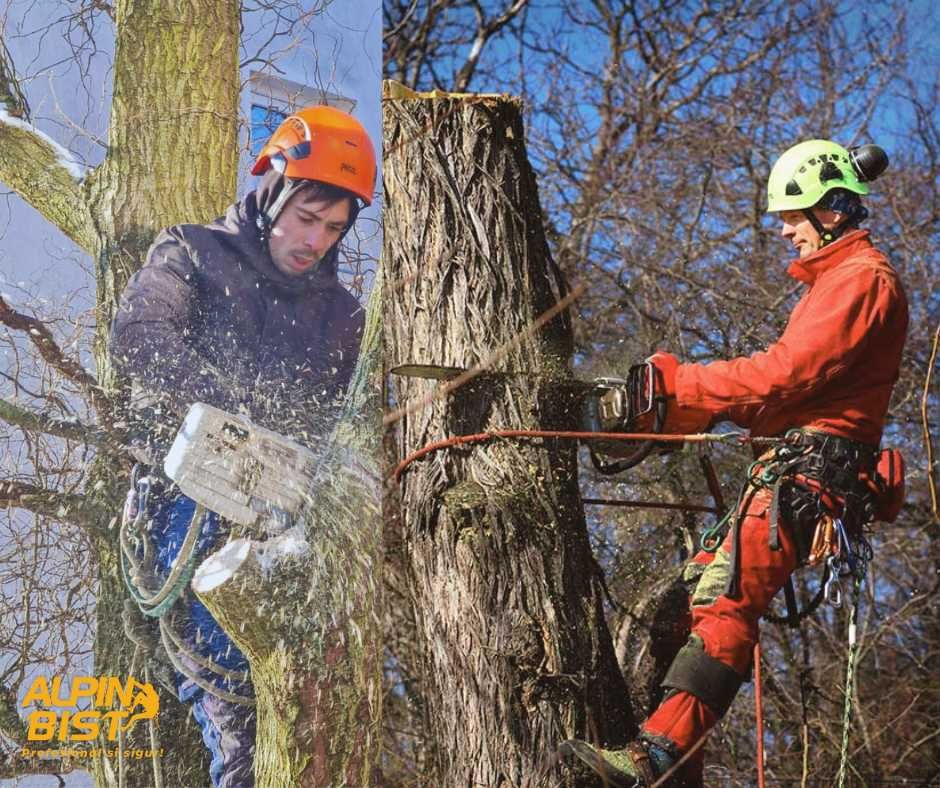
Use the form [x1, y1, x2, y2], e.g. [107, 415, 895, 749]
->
[825, 555, 844, 608]
[135, 476, 152, 518]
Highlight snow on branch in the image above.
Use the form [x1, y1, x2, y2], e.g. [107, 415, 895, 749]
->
[0, 110, 85, 180]
[0, 110, 97, 254]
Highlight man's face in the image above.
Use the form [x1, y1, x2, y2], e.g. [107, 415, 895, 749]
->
[268, 191, 352, 277]
[778, 207, 842, 259]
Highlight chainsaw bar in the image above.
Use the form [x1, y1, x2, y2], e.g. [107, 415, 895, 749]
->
[391, 362, 666, 474]
[390, 363, 590, 388]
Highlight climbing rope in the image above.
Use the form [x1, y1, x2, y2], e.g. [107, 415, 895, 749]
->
[836, 576, 862, 788]
[144, 662, 165, 788]
[392, 429, 779, 480]
[754, 639, 766, 788]
[120, 469, 207, 619]
[119, 466, 255, 706]
[158, 616, 255, 707]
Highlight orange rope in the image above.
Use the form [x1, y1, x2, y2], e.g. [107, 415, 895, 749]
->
[392, 428, 777, 480]
[755, 639, 766, 788]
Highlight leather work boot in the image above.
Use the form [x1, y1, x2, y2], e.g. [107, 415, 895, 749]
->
[559, 738, 677, 787]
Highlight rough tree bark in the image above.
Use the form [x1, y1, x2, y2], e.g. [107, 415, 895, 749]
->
[382, 83, 635, 786]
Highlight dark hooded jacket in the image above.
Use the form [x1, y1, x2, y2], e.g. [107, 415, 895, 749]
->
[110, 173, 364, 446]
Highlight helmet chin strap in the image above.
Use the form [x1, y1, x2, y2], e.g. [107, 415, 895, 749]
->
[801, 208, 847, 248]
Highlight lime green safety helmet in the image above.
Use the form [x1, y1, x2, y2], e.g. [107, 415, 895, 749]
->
[766, 139, 871, 213]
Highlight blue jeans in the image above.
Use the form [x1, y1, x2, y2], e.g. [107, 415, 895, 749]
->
[149, 491, 256, 787]
[192, 692, 256, 788]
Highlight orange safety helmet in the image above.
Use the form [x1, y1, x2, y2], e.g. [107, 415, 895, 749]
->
[251, 105, 376, 206]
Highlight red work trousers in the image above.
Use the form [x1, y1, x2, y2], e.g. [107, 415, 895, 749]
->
[641, 484, 800, 781]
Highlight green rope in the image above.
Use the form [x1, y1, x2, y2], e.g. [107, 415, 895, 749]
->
[120, 503, 207, 619]
[700, 460, 778, 553]
[836, 577, 861, 788]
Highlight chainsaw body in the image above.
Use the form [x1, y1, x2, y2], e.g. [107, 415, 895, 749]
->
[163, 403, 319, 526]
[581, 362, 666, 474]
[390, 361, 666, 475]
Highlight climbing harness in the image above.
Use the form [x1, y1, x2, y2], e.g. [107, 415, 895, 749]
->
[120, 463, 255, 707]
[693, 428, 877, 626]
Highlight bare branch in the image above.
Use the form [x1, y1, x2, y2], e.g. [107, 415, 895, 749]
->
[0, 295, 109, 414]
[0, 398, 105, 445]
[453, 0, 529, 92]
[0, 480, 108, 531]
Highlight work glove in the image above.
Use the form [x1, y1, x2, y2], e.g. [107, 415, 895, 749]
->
[647, 351, 679, 398]
[641, 351, 712, 436]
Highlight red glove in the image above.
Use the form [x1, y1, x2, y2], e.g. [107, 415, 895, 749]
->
[644, 351, 711, 435]
[647, 351, 679, 398]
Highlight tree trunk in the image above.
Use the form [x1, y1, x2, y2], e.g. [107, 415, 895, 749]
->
[0, 1, 242, 784]
[85, 3, 241, 785]
[382, 83, 635, 786]
[194, 277, 384, 787]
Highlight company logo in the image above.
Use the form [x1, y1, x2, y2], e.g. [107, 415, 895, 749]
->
[22, 675, 159, 741]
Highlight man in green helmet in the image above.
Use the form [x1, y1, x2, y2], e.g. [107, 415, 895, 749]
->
[561, 140, 908, 786]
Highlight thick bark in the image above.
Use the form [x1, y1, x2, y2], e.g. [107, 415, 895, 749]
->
[383, 85, 634, 785]
[87, 0, 241, 381]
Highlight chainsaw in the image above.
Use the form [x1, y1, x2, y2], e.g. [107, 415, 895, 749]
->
[391, 362, 666, 473]
[162, 402, 320, 526]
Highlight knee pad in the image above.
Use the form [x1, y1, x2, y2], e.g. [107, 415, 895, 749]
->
[661, 635, 743, 718]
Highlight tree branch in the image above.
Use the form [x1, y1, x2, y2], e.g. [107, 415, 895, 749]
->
[0, 112, 97, 255]
[0, 295, 110, 415]
[0, 480, 108, 531]
[0, 398, 105, 445]
[0, 37, 29, 119]
[453, 0, 529, 91]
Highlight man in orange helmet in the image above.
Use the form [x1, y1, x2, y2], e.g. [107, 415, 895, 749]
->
[110, 106, 376, 787]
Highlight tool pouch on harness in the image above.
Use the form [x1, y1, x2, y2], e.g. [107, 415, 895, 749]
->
[863, 447, 905, 523]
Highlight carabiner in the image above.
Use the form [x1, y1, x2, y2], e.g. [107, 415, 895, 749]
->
[825, 555, 844, 608]
[136, 476, 152, 517]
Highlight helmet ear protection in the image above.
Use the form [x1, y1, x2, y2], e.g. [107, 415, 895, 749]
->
[850, 144, 889, 182]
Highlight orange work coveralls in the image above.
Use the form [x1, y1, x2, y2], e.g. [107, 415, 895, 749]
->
[642, 229, 908, 779]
